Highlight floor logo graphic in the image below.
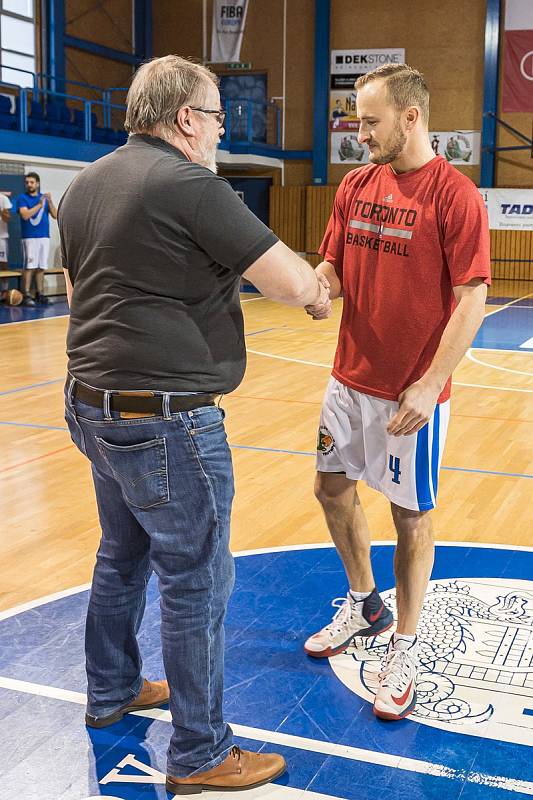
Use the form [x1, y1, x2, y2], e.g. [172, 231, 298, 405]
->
[330, 577, 533, 746]
[1, 544, 532, 799]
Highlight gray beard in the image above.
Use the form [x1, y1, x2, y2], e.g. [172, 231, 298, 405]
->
[198, 143, 218, 173]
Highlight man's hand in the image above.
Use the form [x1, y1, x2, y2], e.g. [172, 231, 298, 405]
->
[387, 378, 441, 436]
[43, 193, 52, 202]
[305, 275, 332, 320]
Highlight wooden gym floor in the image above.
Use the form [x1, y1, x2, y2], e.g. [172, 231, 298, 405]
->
[0, 278, 531, 613]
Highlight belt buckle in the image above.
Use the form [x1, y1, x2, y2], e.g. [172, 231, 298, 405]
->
[116, 390, 157, 418]
[119, 411, 156, 419]
[116, 391, 155, 397]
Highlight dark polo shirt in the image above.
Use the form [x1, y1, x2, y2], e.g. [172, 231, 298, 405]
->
[58, 134, 278, 392]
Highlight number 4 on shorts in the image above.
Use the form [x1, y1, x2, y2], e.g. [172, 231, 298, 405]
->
[388, 454, 401, 484]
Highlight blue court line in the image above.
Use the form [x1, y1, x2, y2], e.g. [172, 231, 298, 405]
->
[230, 443, 533, 479]
[231, 443, 316, 457]
[441, 465, 533, 479]
[523, 709, 533, 717]
[0, 378, 63, 397]
[245, 327, 276, 337]
[1, 422, 531, 480]
[0, 420, 68, 431]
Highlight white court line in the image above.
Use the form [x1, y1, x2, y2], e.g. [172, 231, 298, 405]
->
[521, 336, 533, 349]
[453, 380, 533, 393]
[0, 582, 92, 621]
[247, 348, 331, 369]
[472, 346, 533, 354]
[483, 292, 533, 318]
[241, 296, 267, 303]
[1, 546, 532, 796]
[466, 349, 533, 378]
[2, 540, 532, 623]
[0, 313, 69, 327]
[0, 675, 531, 795]
[497, 305, 533, 311]
[101, 754, 343, 800]
[246, 348, 533, 393]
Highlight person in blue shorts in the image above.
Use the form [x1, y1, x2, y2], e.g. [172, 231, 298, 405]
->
[16, 172, 57, 306]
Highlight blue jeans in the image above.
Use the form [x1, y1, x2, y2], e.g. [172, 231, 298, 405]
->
[65, 379, 235, 777]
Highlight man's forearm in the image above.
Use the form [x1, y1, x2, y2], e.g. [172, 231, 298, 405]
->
[242, 241, 327, 308]
[19, 203, 42, 220]
[289, 257, 325, 306]
[421, 292, 486, 392]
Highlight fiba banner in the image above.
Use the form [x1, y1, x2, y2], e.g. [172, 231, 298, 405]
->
[502, 0, 533, 112]
[211, 0, 248, 63]
[479, 188, 533, 230]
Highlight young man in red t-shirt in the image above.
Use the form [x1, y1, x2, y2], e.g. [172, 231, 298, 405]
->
[303, 64, 490, 720]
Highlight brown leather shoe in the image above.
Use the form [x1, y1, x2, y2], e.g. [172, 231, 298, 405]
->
[166, 746, 286, 794]
[85, 678, 169, 728]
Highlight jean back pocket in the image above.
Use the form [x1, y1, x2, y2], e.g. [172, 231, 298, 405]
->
[95, 436, 169, 509]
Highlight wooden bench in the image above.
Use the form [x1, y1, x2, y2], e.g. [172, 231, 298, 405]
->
[42, 268, 66, 297]
[0, 269, 22, 282]
[0, 268, 66, 297]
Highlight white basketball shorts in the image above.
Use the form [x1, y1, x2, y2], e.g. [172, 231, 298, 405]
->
[0, 239, 8, 262]
[22, 237, 50, 270]
[316, 377, 450, 511]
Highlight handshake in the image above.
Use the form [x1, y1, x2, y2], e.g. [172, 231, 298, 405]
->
[305, 274, 332, 320]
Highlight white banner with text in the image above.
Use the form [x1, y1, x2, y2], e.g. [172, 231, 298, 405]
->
[211, 1, 248, 63]
[479, 188, 533, 230]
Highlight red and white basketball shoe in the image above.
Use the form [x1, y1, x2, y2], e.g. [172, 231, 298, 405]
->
[373, 636, 418, 720]
[304, 588, 393, 658]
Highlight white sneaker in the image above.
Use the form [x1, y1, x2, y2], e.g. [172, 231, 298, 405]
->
[373, 636, 418, 720]
[304, 589, 393, 658]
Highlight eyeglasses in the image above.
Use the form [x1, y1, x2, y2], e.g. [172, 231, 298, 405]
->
[189, 107, 226, 126]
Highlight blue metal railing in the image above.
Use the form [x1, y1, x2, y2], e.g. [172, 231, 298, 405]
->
[223, 98, 281, 147]
[103, 90, 283, 147]
[0, 71, 283, 148]
[0, 81, 127, 143]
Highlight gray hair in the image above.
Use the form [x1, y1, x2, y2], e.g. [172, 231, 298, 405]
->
[125, 55, 218, 139]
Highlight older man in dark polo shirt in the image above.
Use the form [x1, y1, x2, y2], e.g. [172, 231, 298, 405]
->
[59, 55, 329, 794]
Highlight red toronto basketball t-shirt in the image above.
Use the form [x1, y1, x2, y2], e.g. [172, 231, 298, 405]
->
[319, 156, 491, 403]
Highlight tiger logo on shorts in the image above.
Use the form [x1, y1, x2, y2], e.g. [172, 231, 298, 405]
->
[317, 426, 335, 454]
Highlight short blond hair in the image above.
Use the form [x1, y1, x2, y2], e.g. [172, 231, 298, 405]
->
[355, 63, 429, 125]
[125, 55, 218, 138]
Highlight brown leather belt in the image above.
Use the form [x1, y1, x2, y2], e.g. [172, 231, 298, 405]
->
[73, 383, 218, 414]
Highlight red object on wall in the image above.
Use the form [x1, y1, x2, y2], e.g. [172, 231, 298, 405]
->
[502, 28, 533, 112]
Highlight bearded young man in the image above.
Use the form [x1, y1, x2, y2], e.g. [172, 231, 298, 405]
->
[16, 172, 57, 306]
[59, 55, 329, 794]
[303, 64, 490, 720]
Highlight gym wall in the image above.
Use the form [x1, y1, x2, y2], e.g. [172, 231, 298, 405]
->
[61, 1, 532, 190]
[64, 0, 134, 126]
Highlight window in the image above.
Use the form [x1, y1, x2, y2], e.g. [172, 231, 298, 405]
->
[219, 73, 268, 143]
[0, 0, 36, 89]
[3, 0, 33, 16]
